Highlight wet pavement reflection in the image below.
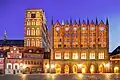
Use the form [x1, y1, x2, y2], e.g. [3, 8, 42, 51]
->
[0, 73, 120, 80]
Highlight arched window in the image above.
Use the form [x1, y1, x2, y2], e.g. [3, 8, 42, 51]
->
[36, 39, 40, 47]
[31, 28, 35, 35]
[31, 39, 35, 46]
[27, 12, 31, 18]
[27, 39, 30, 46]
[36, 28, 40, 35]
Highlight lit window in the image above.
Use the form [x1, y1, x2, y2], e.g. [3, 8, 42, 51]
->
[36, 12, 40, 17]
[36, 21, 40, 25]
[27, 12, 31, 18]
[98, 52, 104, 59]
[14, 48, 16, 50]
[27, 39, 30, 46]
[31, 28, 35, 35]
[90, 53, 95, 59]
[36, 28, 40, 35]
[32, 21, 36, 25]
[8, 55, 10, 58]
[55, 52, 61, 59]
[81, 53, 86, 59]
[17, 51, 19, 53]
[36, 39, 40, 47]
[72, 52, 78, 59]
[64, 53, 69, 59]
[11, 51, 13, 53]
[31, 39, 35, 46]
[19, 56, 22, 58]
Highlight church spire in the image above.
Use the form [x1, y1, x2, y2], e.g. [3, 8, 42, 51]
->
[4, 30, 7, 41]
[70, 18, 72, 25]
[51, 16, 53, 25]
[87, 18, 89, 25]
[96, 17, 98, 25]
[79, 18, 81, 25]
[106, 17, 109, 25]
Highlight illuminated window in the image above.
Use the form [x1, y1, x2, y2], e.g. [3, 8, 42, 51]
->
[17, 51, 19, 53]
[64, 53, 69, 59]
[27, 28, 30, 35]
[8, 55, 10, 58]
[11, 51, 13, 53]
[90, 53, 95, 59]
[36, 39, 40, 47]
[72, 52, 78, 59]
[36, 12, 40, 17]
[36, 28, 40, 35]
[55, 52, 61, 59]
[31, 39, 35, 46]
[27, 39, 30, 46]
[32, 21, 36, 25]
[31, 28, 35, 35]
[27, 12, 31, 18]
[81, 53, 86, 59]
[98, 52, 104, 59]
[36, 21, 40, 25]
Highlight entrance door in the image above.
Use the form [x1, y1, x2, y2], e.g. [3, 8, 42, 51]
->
[64, 65, 69, 74]
[73, 65, 77, 74]
[82, 65, 86, 73]
[114, 67, 119, 73]
[56, 64, 61, 74]
[99, 64, 104, 73]
[90, 65, 95, 73]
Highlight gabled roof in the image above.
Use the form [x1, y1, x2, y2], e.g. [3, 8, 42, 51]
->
[111, 46, 120, 56]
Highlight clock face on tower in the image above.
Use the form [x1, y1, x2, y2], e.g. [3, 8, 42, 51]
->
[56, 27, 60, 31]
[90, 27, 95, 31]
[100, 27, 104, 31]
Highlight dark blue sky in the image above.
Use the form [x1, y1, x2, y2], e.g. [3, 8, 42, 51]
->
[0, 0, 120, 52]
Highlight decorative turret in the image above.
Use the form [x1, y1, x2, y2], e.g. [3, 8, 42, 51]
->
[51, 16, 53, 25]
[62, 20, 64, 25]
[87, 18, 89, 25]
[65, 20, 69, 25]
[96, 17, 98, 25]
[70, 18, 72, 25]
[74, 20, 77, 24]
[78, 18, 81, 26]
[91, 20, 94, 24]
[106, 17, 109, 25]
[82, 20, 86, 24]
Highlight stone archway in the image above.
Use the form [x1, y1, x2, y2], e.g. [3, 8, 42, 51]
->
[90, 65, 95, 73]
[55, 64, 61, 74]
[64, 65, 69, 74]
[114, 66, 119, 73]
[73, 64, 78, 74]
[25, 67, 30, 74]
[99, 64, 104, 73]
[82, 65, 87, 73]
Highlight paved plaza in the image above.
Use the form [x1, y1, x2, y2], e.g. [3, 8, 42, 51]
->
[0, 73, 120, 80]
